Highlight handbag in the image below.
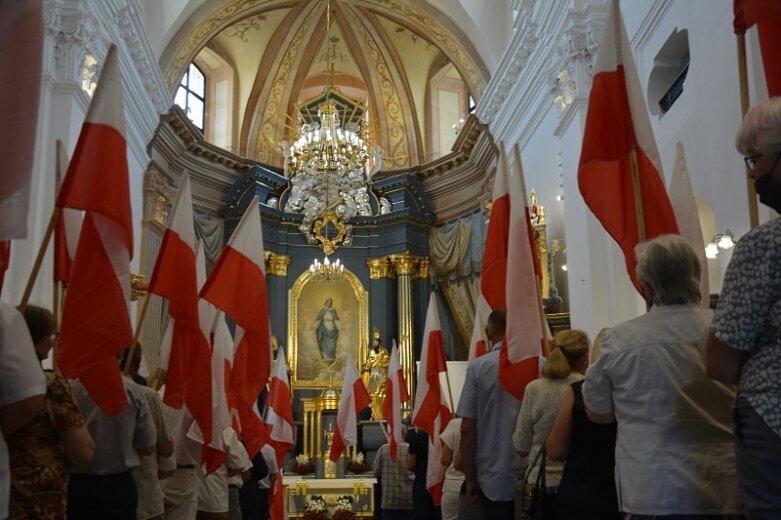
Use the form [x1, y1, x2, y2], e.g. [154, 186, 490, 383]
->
[519, 447, 547, 520]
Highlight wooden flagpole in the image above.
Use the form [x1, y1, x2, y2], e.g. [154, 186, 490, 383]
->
[629, 148, 647, 243]
[18, 208, 59, 313]
[736, 31, 760, 229]
[123, 292, 151, 375]
[52, 140, 66, 373]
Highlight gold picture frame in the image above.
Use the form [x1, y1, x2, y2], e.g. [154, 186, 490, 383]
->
[288, 267, 369, 389]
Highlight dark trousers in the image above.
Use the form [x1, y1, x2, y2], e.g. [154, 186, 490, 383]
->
[383, 510, 414, 520]
[480, 497, 514, 520]
[67, 471, 137, 520]
[735, 396, 781, 520]
[413, 489, 441, 520]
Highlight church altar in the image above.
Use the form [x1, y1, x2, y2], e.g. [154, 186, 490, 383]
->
[283, 475, 376, 517]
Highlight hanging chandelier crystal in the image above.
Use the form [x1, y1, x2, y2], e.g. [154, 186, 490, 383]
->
[281, 0, 381, 251]
[309, 255, 344, 283]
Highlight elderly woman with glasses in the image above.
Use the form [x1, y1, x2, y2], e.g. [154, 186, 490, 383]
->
[706, 96, 781, 518]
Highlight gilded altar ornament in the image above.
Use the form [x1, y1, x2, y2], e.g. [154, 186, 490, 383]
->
[362, 327, 390, 420]
[324, 425, 337, 478]
[366, 257, 395, 280]
[312, 210, 348, 255]
[130, 273, 148, 301]
[264, 251, 291, 276]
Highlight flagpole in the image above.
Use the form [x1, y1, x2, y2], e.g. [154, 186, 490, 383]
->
[628, 148, 646, 243]
[123, 292, 151, 375]
[18, 208, 59, 313]
[736, 31, 760, 229]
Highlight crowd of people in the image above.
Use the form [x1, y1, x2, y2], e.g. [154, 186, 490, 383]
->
[370, 98, 781, 520]
[0, 304, 279, 520]
[2, 97, 780, 520]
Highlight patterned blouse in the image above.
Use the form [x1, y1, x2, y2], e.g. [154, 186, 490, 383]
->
[713, 218, 781, 438]
[7, 371, 85, 519]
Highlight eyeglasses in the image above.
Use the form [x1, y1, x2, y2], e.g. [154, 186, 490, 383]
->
[745, 151, 781, 172]
[744, 154, 762, 171]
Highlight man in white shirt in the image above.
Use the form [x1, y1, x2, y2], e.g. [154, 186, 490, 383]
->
[197, 426, 251, 520]
[240, 443, 279, 520]
[583, 235, 742, 518]
[0, 302, 47, 520]
[160, 403, 202, 520]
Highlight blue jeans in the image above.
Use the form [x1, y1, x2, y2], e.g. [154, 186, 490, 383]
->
[735, 396, 781, 519]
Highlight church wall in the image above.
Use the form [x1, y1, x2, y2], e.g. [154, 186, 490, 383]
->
[477, 0, 771, 341]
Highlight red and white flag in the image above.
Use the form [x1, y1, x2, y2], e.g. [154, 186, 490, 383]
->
[189, 244, 232, 475]
[734, 0, 781, 97]
[578, 0, 678, 292]
[498, 144, 548, 400]
[0, 0, 42, 240]
[266, 347, 294, 466]
[200, 197, 271, 457]
[53, 142, 83, 286]
[412, 293, 452, 505]
[382, 340, 409, 460]
[148, 173, 213, 446]
[467, 296, 490, 360]
[330, 356, 371, 462]
[56, 45, 133, 415]
[0, 241, 9, 297]
[668, 143, 709, 306]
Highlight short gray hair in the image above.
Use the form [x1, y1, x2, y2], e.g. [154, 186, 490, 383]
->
[736, 97, 781, 155]
[635, 235, 701, 306]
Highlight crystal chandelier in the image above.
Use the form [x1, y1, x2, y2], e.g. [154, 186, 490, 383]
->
[309, 255, 344, 283]
[281, 0, 381, 250]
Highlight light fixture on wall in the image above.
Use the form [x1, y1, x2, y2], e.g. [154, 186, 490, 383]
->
[705, 230, 736, 260]
[452, 116, 466, 135]
[309, 255, 344, 283]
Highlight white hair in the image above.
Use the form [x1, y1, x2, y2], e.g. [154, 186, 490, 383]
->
[635, 235, 701, 306]
[736, 97, 781, 155]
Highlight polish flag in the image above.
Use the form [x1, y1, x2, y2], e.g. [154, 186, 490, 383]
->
[734, 0, 781, 97]
[56, 45, 133, 415]
[189, 244, 232, 475]
[148, 172, 212, 446]
[53, 142, 83, 285]
[266, 347, 294, 466]
[330, 357, 371, 462]
[412, 293, 452, 505]
[467, 296, 491, 360]
[498, 144, 548, 400]
[0, 0, 42, 240]
[201, 197, 271, 457]
[578, 0, 678, 292]
[668, 143, 709, 306]
[382, 340, 409, 460]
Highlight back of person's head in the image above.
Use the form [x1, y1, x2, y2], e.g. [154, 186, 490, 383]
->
[543, 329, 589, 379]
[736, 97, 781, 155]
[590, 328, 609, 365]
[22, 305, 55, 346]
[118, 343, 142, 375]
[486, 308, 506, 342]
[635, 235, 701, 306]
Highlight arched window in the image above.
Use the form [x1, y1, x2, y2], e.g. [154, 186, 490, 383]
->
[175, 63, 206, 131]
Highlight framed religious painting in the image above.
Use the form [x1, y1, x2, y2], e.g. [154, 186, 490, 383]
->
[288, 267, 369, 389]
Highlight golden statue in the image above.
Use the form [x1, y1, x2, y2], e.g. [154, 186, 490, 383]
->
[363, 326, 391, 420]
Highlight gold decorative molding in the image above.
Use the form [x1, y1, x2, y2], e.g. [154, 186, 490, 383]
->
[130, 273, 148, 301]
[366, 257, 395, 280]
[389, 251, 428, 278]
[312, 211, 348, 255]
[264, 251, 291, 277]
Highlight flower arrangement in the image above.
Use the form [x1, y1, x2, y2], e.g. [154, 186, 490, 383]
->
[332, 495, 356, 520]
[347, 452, 369, 474]
[303, 495, 328, 520]
[293, 453, 314, 474]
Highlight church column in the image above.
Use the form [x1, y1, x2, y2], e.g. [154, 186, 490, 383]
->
[389, 252, 423, 411]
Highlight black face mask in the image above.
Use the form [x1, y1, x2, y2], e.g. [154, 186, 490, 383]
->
[754, 172, 781, 213]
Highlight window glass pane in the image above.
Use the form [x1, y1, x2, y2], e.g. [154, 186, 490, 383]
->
[174, 87, 187, 110]
[179, 68, 189, 88]
[188, 95, 204, 130]
[189, 64, 205, 97]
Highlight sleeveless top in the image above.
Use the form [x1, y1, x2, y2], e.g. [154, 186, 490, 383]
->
[556, 380, 619, 514]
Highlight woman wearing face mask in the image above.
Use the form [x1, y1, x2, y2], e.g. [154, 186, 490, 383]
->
[706, 96, 781, 518]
